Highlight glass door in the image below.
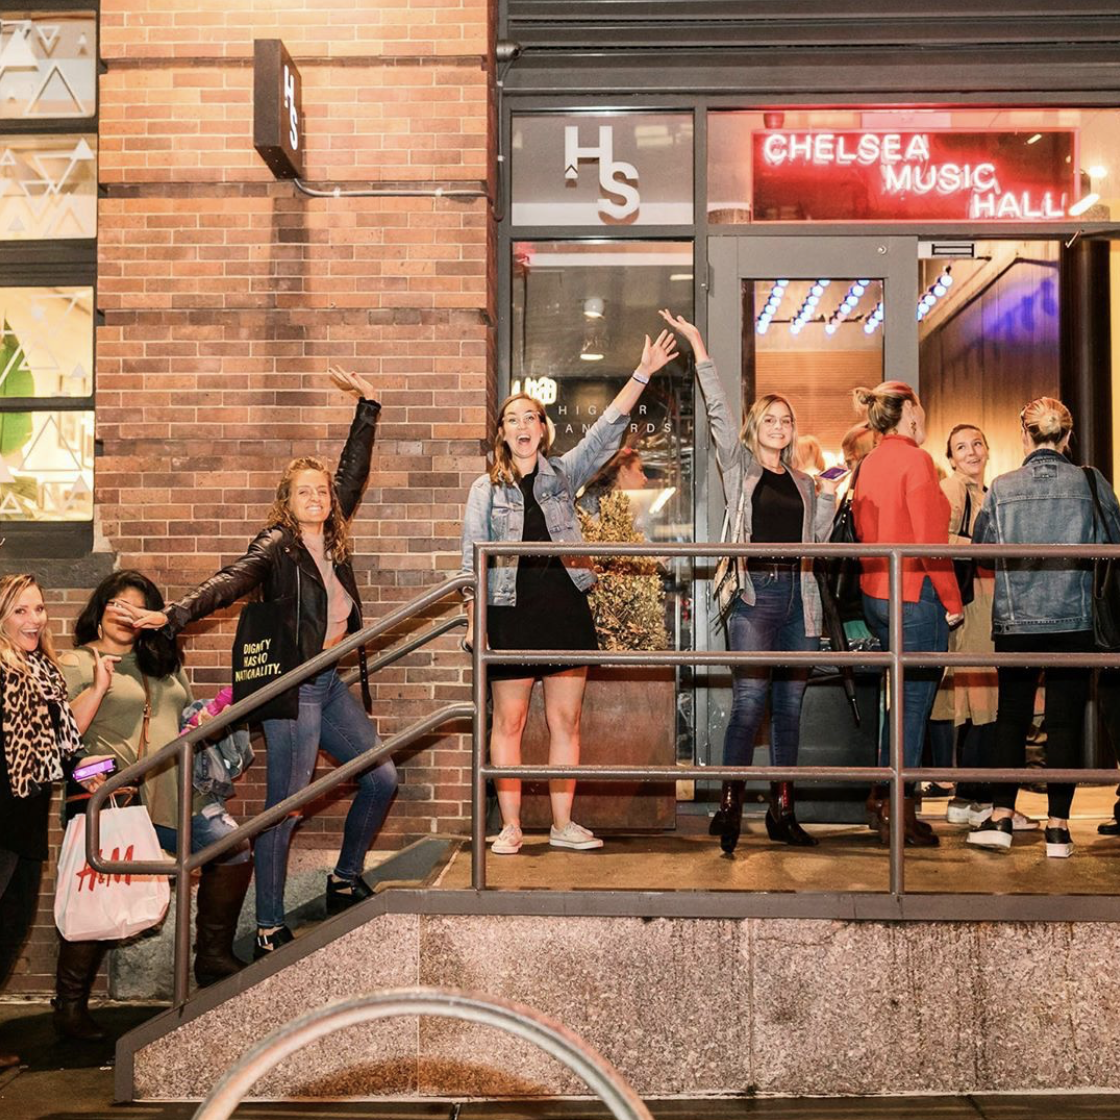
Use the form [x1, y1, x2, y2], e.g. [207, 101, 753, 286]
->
[696, 235, 918, 811]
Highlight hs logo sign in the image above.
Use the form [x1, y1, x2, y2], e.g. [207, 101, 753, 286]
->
[564, 126, 640, 220]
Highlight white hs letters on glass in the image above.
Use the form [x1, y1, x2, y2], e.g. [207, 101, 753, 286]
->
[564, 126, 640, 220]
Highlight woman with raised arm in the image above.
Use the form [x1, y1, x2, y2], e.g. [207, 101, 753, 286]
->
[123, 368, 395, 958]
[660, 311, 841, 854]
[461, 330, 678, 856]
[967, 397, 1120, 859]
[0, 575, 84, 1067]
[850, 381, 963, 848]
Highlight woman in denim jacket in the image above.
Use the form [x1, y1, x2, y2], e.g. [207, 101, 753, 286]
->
[461, 330, 678, 856]
[968, 397, 1120, 859]
[660, 311, 840, 855]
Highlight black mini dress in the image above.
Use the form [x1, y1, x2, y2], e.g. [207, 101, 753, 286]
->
[486, 467, 599, 681]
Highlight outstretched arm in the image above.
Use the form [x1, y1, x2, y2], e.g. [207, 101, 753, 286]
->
[329, 366, 382, 520]
[558, 330, 678, 491]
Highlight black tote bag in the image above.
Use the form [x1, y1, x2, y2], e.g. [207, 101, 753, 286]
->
[1084, 467, 1120, 652]
[231, 596, 301, 722]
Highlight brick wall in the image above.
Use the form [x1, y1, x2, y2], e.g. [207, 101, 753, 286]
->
[3, 0, 492, 997]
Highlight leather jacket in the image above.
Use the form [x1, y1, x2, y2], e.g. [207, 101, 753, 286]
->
[164, 398, 380, 663]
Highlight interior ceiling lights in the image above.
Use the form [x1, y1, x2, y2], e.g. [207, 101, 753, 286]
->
[916, 267, 954, 322]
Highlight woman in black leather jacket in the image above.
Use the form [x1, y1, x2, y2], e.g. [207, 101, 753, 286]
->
[126, 368, 395, 957]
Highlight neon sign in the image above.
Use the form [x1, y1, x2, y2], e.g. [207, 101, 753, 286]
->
[752, 130, 1077, 222]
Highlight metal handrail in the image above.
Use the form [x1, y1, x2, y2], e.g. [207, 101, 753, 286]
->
[192, 988, 653, 1120]
[85, 573, 474, 1007]
[471, 539, 1120, 893]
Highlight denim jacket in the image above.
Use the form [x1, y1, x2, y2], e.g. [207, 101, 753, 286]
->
[460, 405, 631, 605]
[695, 358, 835, 636]
[973, 449, 1120, 634]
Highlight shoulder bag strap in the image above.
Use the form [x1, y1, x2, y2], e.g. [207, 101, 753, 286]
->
[138, 671, 152, 750]
[1084, 466, 1114, 544]
[959, 488, 972, 538]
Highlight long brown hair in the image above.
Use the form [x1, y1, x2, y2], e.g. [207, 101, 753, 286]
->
[265, 457, 353, 563]
[489, 393, 552, 486]
[0, 574, 56, 674]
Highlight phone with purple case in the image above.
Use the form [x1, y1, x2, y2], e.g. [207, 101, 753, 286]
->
[72, 757, 116, 782]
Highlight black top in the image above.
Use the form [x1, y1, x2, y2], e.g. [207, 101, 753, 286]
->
[751, 466, 804, 544]
[0, 698, 57, 862]
[486, 467, 599, 679]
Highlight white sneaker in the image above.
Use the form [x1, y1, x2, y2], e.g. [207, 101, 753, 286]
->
[549, 821, 604, 850]
[967, 803, 994, 827]
[946, 798, 973, 824]
[490, 823, 523, 855]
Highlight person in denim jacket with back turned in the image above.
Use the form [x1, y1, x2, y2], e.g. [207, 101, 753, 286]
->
[461, 329, 678, 857]
[968, 397, 1120, 859]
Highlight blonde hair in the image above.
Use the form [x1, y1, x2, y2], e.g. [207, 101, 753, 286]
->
[0, 574, 56, 674]
[852, 381, 919, 434]
[795, 434, 825, 473]
[740, 394, 798, 469]
[489, 393, 552, 486]
[1020, 396, 1072, 447]
[265, 457, 353, 564]
[841, 423, 880, 466]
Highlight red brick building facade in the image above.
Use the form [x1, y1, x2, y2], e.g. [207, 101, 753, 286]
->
[4, 0, 493, 996]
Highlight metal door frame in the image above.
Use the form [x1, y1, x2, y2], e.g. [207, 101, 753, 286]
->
[694, 233, 920, 772]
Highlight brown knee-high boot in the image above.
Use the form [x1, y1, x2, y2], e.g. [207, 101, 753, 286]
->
[193, 860, 252, 987]
[53, 938, 108, 1041]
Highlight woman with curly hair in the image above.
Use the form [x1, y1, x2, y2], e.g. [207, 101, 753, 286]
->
[125, 368, 395, 957]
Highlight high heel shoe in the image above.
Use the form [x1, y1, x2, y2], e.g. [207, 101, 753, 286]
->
[709, 781, 737, 836]
[764, 781, 818, 847]
[719, 781, 745, 854]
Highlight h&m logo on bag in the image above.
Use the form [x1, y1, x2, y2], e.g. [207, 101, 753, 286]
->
[235, 637, 281, 683]
[76, 846, 135, 893]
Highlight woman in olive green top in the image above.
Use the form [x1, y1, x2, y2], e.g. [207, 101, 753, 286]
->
[54, 571, 251, 1041]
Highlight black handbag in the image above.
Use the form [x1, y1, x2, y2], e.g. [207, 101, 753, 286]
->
[951, 489, 977, 608]
[823, 461, 864, 623]
[231, 594, 301, 722]
[1083, 466, 1120, 651]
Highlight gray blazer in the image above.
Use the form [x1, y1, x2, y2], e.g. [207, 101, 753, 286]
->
[696, 358, 835, 636]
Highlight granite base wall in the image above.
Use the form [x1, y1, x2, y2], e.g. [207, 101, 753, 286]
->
[130, 913, 1120, 1101]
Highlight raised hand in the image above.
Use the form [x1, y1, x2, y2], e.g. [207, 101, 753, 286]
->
[658, 309, 708, 362]
[91, 649, 120, 696]
[114, 599, 168, 632]
[636, 329, 679, 378]
[328, 365, 375, 401]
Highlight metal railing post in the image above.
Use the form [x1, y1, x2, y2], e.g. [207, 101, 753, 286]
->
[174, 739, 195, 1006]
[887, 549, 905, 896]
[471, 544, 489, 890]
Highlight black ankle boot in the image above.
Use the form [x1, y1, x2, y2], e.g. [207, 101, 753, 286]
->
[765, 782, 818, 847]
[719, 782, 745, 854]
[326, 873, 373, 915]
[53, 938, 108, 1042]
[709, 781, 737, 836]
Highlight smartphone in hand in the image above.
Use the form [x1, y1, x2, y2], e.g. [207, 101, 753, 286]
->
[818, 465, 850, 481]
[72, 757, 116, 782]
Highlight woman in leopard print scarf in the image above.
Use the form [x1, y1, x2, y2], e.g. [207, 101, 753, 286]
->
[0, 574, 88, 1069]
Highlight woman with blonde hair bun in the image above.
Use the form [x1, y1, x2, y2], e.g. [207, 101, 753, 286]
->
[968, 396, 1120, 859]
[850, 380, 963, 847]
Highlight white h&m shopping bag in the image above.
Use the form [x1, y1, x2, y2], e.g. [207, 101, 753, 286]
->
[53, 805, 171, 941]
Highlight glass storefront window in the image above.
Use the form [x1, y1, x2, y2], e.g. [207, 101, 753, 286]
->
[0, 407, 93, 520]
[512, 239, 696, 754]
[0, 134, 96, 239]
[511, 113, 694, 226]
[0, 286, 93, 397]
[709, 107, 1120, 224]
[0, 15, 97, 119]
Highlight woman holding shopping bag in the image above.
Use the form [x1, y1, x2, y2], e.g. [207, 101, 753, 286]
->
[55, 570, 252, 1042]
[0, 574, 85, 1064]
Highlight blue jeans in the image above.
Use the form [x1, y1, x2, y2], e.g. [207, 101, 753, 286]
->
[257, 670, 397, 928]
[154, 802, 250, 866]
[863, 578, 950, 770]
[724, 570, 818, 769]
